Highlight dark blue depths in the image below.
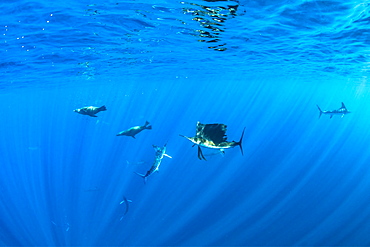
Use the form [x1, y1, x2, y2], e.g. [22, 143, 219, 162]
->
[1, 0, 370, 246]
[1, 80, 370, 246]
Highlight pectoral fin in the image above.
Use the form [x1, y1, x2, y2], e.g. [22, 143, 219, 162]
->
[163, 154, 172, 158]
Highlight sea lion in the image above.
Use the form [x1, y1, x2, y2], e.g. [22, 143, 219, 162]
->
[116, 121, 152, 138]
[74, 105, 106, 117]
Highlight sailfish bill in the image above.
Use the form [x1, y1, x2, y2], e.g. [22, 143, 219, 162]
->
[180, 122, 245, 160]
[135, 144, 172, 183]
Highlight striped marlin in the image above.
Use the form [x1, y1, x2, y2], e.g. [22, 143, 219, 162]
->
[135, 144, 172, 183]
[317, 102, 350, 118]
[180, 122, 245, 160]
[119, 196, 132, 218]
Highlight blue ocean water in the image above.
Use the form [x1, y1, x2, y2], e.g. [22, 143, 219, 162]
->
[1, 0, 370, 245]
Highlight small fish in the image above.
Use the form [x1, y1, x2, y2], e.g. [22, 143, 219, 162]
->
[51, 221, 70, 232]
[135, 144, 172, 183]
[74, 105, 107, 117]
[116, 121, 152, 138]
[317, 102, 350, 118]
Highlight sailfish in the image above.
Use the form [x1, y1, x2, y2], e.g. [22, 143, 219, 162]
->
[135, 144, 172, 183]
[180, 122, 245, 160]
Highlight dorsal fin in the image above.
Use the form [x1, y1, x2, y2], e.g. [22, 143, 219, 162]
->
[341, 102, 346, 109]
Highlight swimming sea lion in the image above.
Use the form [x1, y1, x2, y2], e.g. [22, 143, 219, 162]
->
[74, 105, 107, 117]
[116, 121, 152, 138]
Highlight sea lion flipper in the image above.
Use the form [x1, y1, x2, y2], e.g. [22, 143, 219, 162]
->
[99, 105, 107, 111]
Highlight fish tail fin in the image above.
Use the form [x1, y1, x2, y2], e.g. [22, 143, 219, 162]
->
[134, 172, 147, 183]
[237, 127, 245, 156]
[99, 105, 107, 111]
[316, 105, 322, 118]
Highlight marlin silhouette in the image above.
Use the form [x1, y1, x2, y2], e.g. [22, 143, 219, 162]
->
[119, 196, 132, 217]
[135, 144, 172, 183]
[317, 102, 350, 118]
[180, 122, 245, 160]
